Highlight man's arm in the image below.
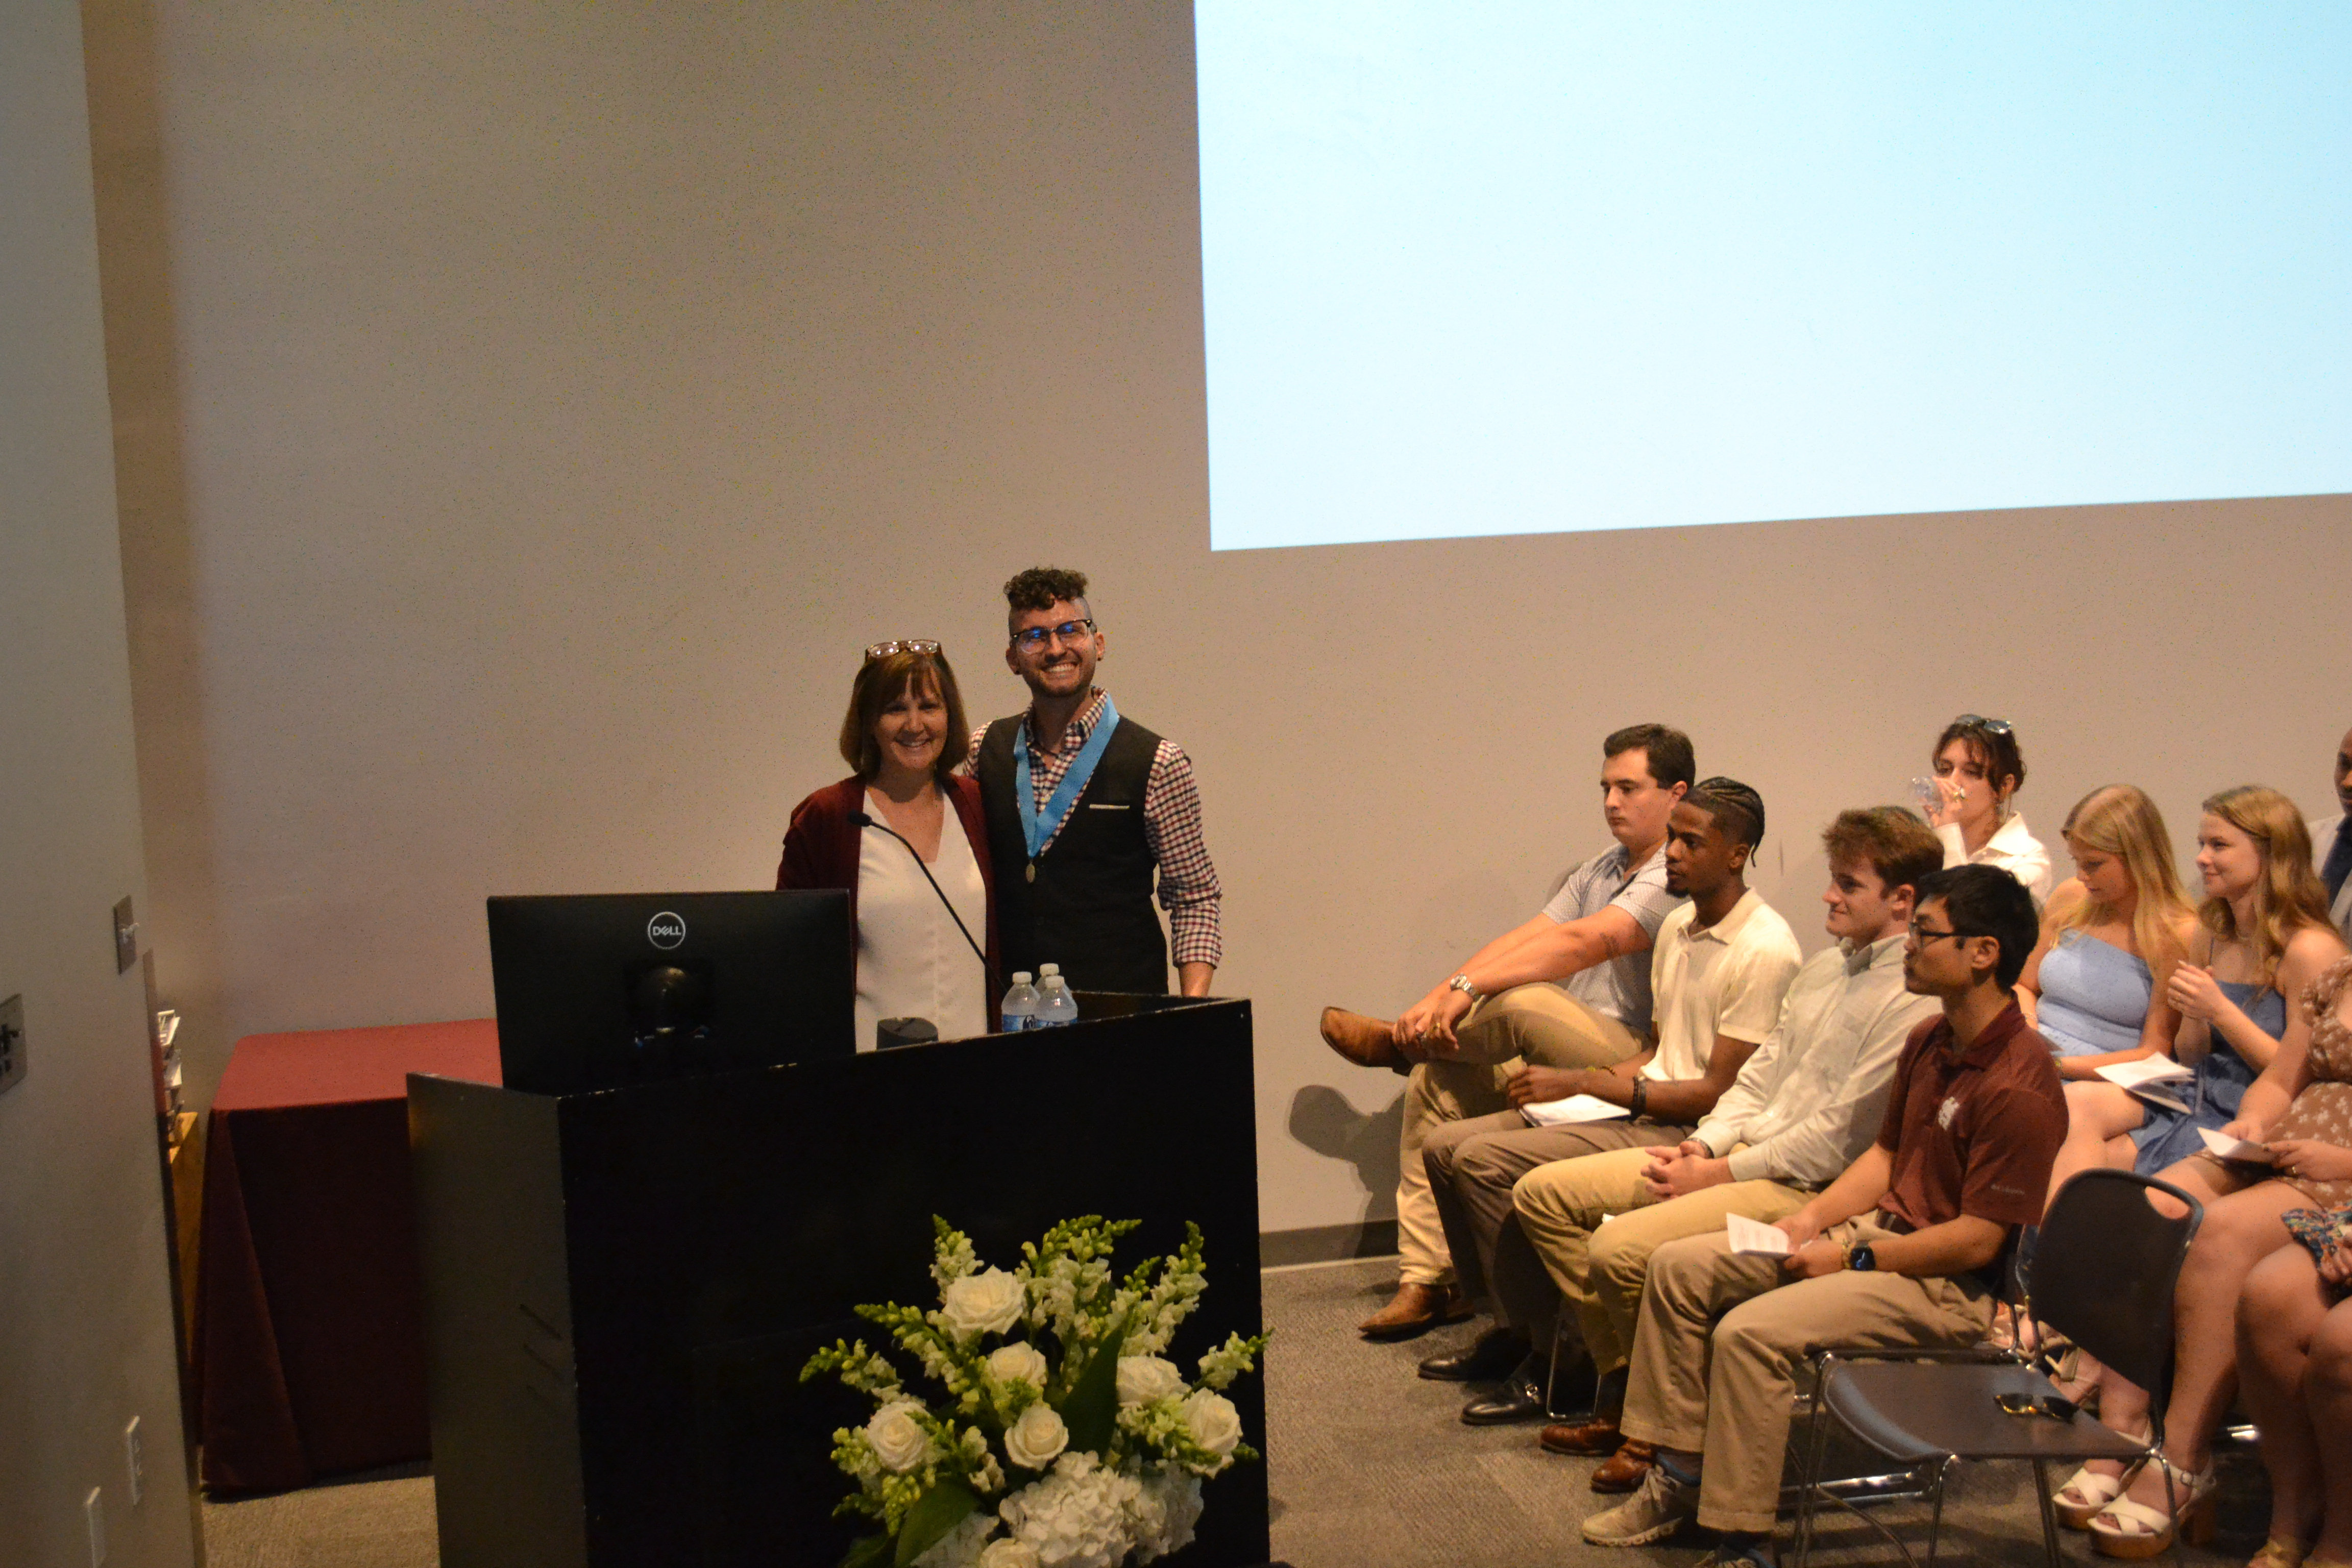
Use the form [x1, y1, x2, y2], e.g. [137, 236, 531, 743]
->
[1776, 1143, 1895, 1245]
[1140, 743, 1221, 992]
[1402, 905, 1652, 1044]
[1503, 1032, 1757, 1123]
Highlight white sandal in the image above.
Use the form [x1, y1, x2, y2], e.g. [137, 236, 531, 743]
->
[2088, 1454, 2217, 1560]
[2052, 1423, 2149, 1531]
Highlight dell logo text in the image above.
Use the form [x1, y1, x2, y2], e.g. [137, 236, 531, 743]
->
[646, 912, 688, 950]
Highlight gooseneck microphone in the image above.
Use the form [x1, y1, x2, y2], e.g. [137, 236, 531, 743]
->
[849, 810, 988, 968]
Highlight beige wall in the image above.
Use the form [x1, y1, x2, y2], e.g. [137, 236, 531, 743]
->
[110, 2, 2351, 1239]
[0, 1, 199, 1561]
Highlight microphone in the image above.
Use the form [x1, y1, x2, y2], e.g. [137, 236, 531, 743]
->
[850, 811, 989, 968]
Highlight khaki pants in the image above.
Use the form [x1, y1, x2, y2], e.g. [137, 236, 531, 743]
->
[1394, 984, 1639, 1285]
[1424, 1116, 1692, 1344]
[1514, 1153, 1811, 1379]
[1619, 1218, 1995, 1533]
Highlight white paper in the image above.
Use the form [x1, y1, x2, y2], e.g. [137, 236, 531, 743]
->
[2197, 1126, 2275, 1164]
[1521, 1093, 1631, 1128]
[1725, 1213, 1793, 1256]
[2098, 1057, 2193, 1089]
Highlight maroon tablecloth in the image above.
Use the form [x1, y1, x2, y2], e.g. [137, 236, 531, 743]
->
[195, 1019, 499, 1492]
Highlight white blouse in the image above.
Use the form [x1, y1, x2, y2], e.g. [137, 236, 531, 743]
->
[1937, 811, 2053, 906]
[853, 790, 990, 1051]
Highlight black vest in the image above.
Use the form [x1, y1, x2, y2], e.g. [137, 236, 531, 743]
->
[977, 709, 1169, 994]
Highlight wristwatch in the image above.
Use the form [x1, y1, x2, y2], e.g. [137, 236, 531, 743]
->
[1847, 1242, 1877, 1272]
[1446, 974, 1485, 1006]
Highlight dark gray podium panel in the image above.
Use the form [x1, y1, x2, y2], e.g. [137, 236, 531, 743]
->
[411, 995, 1266, 1568]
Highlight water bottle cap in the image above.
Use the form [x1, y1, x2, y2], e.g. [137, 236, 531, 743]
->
[1039, 963, 1060, 976]
[1010, 971, 1032, 985]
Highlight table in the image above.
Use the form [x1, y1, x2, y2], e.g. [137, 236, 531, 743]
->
[196, 1019, 499, 1492]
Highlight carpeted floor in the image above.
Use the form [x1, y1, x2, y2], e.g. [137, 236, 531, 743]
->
[202, 1257, 2270, 1567]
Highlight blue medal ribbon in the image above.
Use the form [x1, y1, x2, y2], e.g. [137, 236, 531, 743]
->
[1015, 693, 1121, 866]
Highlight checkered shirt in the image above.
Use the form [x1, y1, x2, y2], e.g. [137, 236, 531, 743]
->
[966, 689, 1222, 969]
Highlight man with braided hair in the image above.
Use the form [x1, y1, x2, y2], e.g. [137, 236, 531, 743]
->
[1414, 779, 1802, 1426]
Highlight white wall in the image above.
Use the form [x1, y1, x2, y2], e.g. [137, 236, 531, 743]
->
[0, 1, 200, 1561]
[119, 2, 2352, 1238]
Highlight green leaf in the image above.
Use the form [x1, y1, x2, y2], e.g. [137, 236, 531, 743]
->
[893, 1478, 979, 1568]
[1054, 1308, 1133, 1456]
[839, 1535, 893, 1568]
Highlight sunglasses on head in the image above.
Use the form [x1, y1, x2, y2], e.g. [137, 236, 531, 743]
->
[864, 639, 941, 663]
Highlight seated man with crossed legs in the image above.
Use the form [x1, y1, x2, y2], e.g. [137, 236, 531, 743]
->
[1583, 864, 2065, 1564]
[1318, 725, 1694, 1338]
[1417, 779, 1803, 1425]
[1519, 807, 1943, 1491]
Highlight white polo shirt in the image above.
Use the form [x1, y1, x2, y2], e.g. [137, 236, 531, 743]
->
[1641, 888, 1804, 1084]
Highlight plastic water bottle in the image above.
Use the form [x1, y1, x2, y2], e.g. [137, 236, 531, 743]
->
[999, 972, 1039, 1033]
[1034, 964, 1080, 1028]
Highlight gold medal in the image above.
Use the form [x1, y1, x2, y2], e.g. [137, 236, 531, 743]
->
[1025, 862, 1036, 883]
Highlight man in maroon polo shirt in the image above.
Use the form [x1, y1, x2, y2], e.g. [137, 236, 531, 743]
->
[1581, 864, 2065, 1561]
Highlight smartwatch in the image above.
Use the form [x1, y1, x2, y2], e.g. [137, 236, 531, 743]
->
[1847, 1242, 1877, 1272]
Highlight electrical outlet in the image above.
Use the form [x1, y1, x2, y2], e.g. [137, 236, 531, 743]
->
[85, 1486, 105, 1566]
[124, 1417, 143, 1507]
[0, 993, 24, 1096]
[113, 897, 139, 974]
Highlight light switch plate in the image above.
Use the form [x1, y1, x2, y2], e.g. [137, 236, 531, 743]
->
[113, 897, 139, 974]
[0, 994, 23, 1096]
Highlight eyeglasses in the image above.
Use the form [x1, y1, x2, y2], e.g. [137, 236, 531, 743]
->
[1954, 714, 2014, 736]
[864, 639, 941, 662]
[1010, 618, 1095, 652]
[1906, 921, 1974, 948]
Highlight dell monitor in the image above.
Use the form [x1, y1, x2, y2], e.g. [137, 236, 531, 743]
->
[486, 890, 854, 1095]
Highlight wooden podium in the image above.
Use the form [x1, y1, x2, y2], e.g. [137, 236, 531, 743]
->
[408, 995, 1268, 1568]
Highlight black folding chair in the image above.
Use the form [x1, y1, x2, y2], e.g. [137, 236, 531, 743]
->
[1790, 1170, 2204, 1568]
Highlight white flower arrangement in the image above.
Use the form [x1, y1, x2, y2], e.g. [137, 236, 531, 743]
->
[801, 1216, 1268, 1568]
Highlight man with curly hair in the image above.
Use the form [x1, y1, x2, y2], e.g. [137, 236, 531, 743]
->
[969, 567, 1221, 996]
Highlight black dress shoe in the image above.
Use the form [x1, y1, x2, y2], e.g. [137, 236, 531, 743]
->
[1461, 1352, 1598, 1425]
[1417, 1327, 1528, 1383]
[1460, 1353, 1551, 1425]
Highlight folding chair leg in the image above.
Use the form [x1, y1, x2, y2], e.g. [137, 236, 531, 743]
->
[1924, 1458, 1950, 1568]
[1543, 1313, 1570, 1413]
[2030, 1457, 2063, 1568]
[1793, 1358, 1833, 1568]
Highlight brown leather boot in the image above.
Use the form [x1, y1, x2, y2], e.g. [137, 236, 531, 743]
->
[1539, 1412, 1623, 1456]
[1589, 1439, 1657, 1493]
[1319, 1007, 1405, 1069]
[1356, 1282, 1472, 1340]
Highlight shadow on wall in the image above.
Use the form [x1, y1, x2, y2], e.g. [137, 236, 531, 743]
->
[1286, 1084, 1403, 1227]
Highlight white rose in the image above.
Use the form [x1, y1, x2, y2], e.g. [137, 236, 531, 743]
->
[988, 1342, 1050, 1389]
[978, 1540, 1040, 1568]
[1114, 1355, 1185, 1408]
[866, 1399, 932, 1474]
[1002, 1402, 1070, 1471]
[1181, 1390, 1241, 1462]
[942, 1267, 1027, 1339]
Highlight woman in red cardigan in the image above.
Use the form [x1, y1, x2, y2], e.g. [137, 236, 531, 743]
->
[777, 642, 1000, 1049]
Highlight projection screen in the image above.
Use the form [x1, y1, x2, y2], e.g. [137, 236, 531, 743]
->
[1196, 3, 2352, 551]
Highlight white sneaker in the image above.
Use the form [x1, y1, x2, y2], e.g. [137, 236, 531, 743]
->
[1581, 1461, 1697, 1546]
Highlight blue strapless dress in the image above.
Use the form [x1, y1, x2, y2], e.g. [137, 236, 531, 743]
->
[2037, 931, 2152, 1059]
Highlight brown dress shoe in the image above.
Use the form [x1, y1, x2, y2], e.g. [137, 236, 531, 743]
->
[1589, 1439, 1657, 1493]
[1319, 1007, 1405, 1069]
[1538, 1413, 1623, 1456]
[1356, 1282, 1471, 1340]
